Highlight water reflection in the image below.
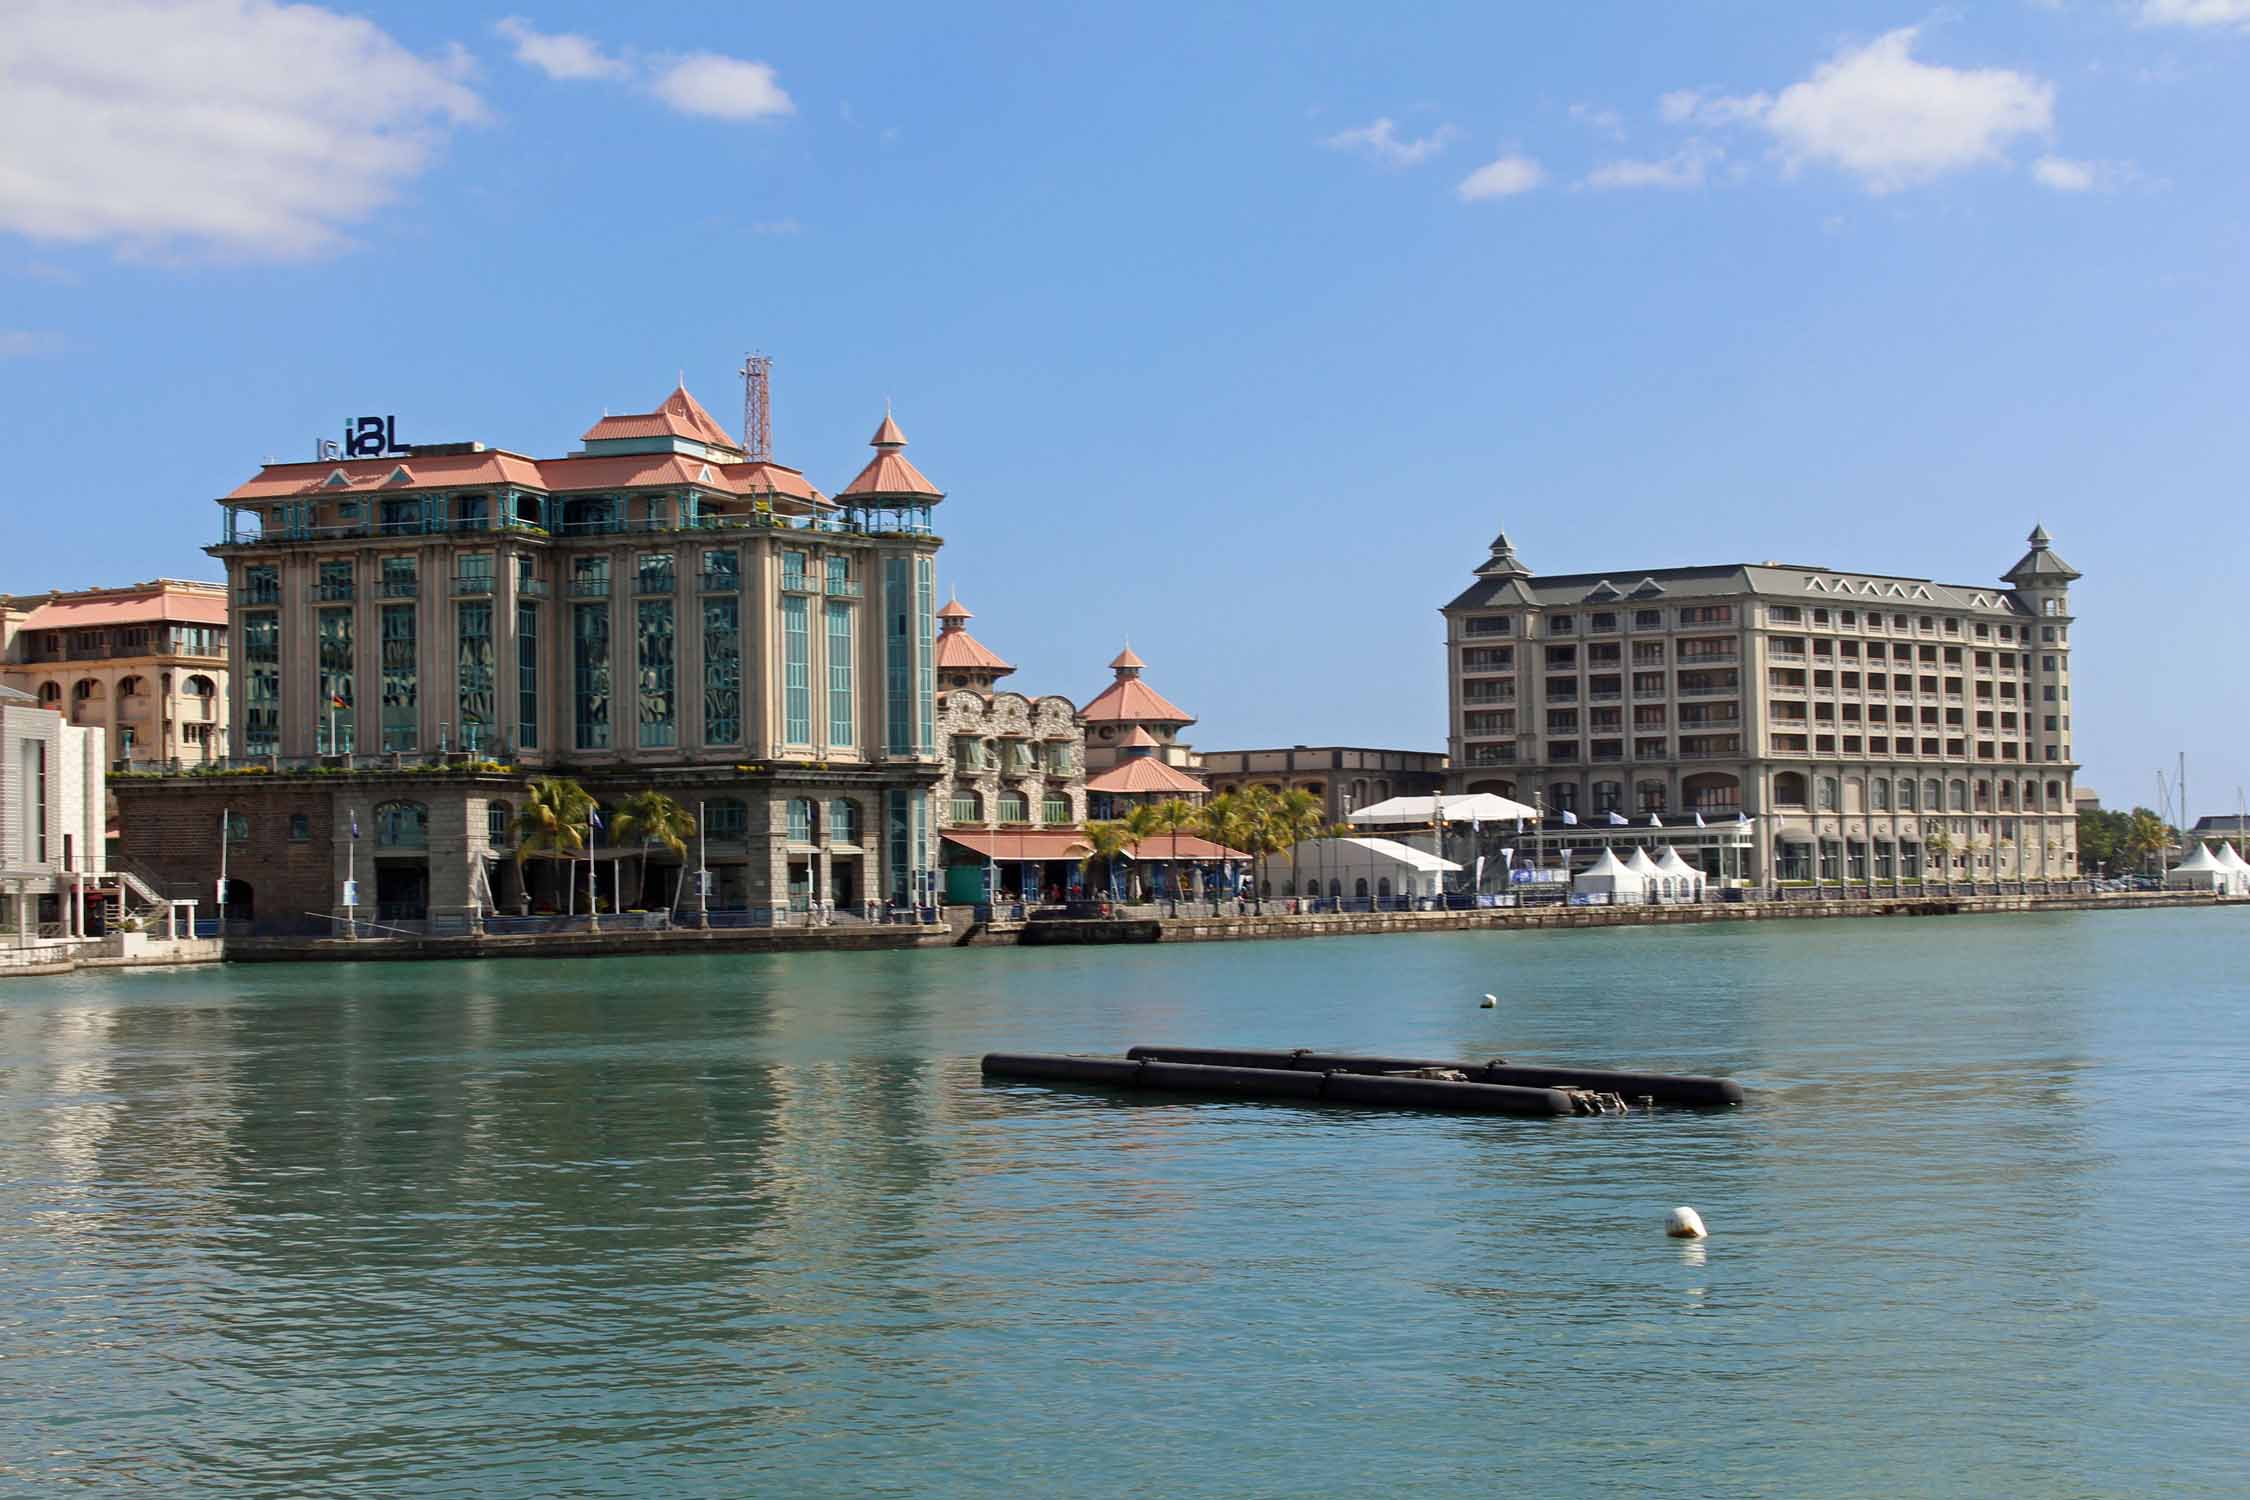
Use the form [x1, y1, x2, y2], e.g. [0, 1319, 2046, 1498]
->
[0, 912, 2240, 1497]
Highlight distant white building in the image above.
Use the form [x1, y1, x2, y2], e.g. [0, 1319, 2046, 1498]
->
[1277, 835, 1460, 904]
[2, 682, 108, 947]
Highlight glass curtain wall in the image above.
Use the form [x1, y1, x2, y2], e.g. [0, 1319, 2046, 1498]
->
[458, 601, 495, 753]
[516, 604, 539, 750]
[317, 607, 354, 753]
[573, 603, 610, 750]
[703, 597, 741, 745]
[380, 604, 417, 751]
[242, 612, 280, 755]
[637, 599, 676, 748]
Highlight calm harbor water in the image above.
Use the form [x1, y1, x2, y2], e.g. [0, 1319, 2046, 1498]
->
[3, 910, 2245, 1497]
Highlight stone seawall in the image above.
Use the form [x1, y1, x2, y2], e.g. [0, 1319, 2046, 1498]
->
[982, 891, 2239, 947]
[224, 923, 955, 964]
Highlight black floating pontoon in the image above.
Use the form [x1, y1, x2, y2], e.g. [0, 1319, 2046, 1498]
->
[980, 1046, 1744, 1116]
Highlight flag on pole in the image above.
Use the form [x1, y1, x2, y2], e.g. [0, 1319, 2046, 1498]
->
[1560, 809, 1578, 826]
[1737, 810, 1750, 824]
[1606, 810, 1627, 825]
[588, 807, 603, 835]
[1647, 812, 1662, 828]
[330, 692, 348, 709]
[349, 811, 360, 840]
[1694, 811, 1707, 828]
[1473, 854, 1486, 890]
[1471, 814, 1482, 835]
[1499, 847, 1513, 868]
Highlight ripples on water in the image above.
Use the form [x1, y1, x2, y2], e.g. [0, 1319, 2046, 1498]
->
[1, 911, 2245, 1497]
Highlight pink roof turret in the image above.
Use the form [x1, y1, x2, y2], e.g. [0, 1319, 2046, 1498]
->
[838, 408, 943, 503]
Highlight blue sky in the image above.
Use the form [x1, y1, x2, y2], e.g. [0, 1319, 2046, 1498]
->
[4, 1, 2247, 814]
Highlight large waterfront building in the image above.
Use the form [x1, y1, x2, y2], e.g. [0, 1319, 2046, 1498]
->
[115, 385, 950, 930]
[1198, 746, 1448, 825]
[929, 598, 1089, 901]
[1440, 526, 2082, 885]
[0, 580, 229, 769]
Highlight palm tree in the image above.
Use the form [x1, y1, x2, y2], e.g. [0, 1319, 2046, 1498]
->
[1080, 820, 1132, 901]
[1198, 791, 1250, 905]
[1151, 797, 1198, 912]
[2123, 808, 2172, 873]
[513, 776, 593, 912]
[612, 789, 697, 910]
[1276, 787, 1325, 899]
[1121, 802, 1165, 901]
[1924, 825, 1955, 883]
[1234, 785, 1285, 905]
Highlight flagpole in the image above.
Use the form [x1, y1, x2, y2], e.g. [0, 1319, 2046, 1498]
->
[586, 801, 601, 933]
[345, 808, 358, 940]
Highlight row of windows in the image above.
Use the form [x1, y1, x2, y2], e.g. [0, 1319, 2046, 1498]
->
[1773, 773, 2068, 812]
[946, 791, 1077, 825]
[31, 674, 218, 703]
[1468, 604, 2070, 643]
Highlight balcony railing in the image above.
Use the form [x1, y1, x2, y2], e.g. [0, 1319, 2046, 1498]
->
[569, 577, 611, 598]
[826, 578, 863, 597]
[313, 582, 355, 602]
[699, 571, 740, 592]
[453, 575, 495, 595]
[380, 578, 419, 598]
[518, 578, 549, 598]
[636, 572, 677, 594]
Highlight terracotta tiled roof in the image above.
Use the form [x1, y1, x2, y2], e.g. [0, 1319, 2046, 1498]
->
[14, 589, 229, 629]
[838, 412, 943, 501]
[1109, 645, 1146, 670]
[1085, 757, 1208, 795]
[935, 628, 1014, 673]
[1120, 726, 1161, 748]
[936, 598, 973, 622]
[581, 383, 741, 450]
[941, 830, 1091, 860]
[1081, 676, 1194, 725]
[221, 450, 831, 507]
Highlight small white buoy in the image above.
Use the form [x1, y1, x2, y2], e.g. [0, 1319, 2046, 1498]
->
[1665, 1205, 1707, 1240]
[1480, 993, 1497, 1009]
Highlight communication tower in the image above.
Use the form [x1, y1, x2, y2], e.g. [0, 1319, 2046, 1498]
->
[738, 352, 773, 462]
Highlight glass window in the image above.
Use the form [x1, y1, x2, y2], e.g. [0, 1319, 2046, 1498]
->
[289, 813, 310, 841]
[380, 603, 417, 752]
[573, 603, 610, 749]
[826, 600, 854, 746]
[781, 550, 807, 590]
[782, 594, 811, 742]
[487, 801, 512, 843]
[705, 798, 748, 839]
[636, 598, 676, 748]
[375, 800, 427, 848]
[317, 607, 354, 753]
[703, 597, 741, 745]
[788, 798, 815, 843]
[242, 612, 280, 755]
[702, 548, 739, 589]
[637, 552, 675, 593]
[885, 558, 913, 754]
[458, 601, 496, 752]
[829, 798, 860, 844]
[516, 603, 539, 750]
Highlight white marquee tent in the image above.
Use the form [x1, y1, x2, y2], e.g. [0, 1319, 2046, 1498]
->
[2165, 842, 2229, 893]
[1348, 792, 1541, 827]
[1653, 845, 1708, 902]
[1283, 837, 1463, 902]
[2210, 841, 2250, 895]
[1574, 847, 1643, 899]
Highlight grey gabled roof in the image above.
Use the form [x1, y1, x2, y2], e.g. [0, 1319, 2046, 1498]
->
[1445, 560, 2031, 616]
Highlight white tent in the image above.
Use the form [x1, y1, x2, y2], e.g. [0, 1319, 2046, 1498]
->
[1348, 792, 1541, 827]
[1625, 846, 1663, 887]
[2166, 842, 2229, 893]
[1574, 846, 1643, 899]
[1283, 837, 1462, 902]
[2212, 841, 2250, 895]
[1653, 845, 1707, 901]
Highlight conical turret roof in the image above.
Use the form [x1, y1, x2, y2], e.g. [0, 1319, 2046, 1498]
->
[2003, 522, 2080, 586]
[839, 409, 944, 502]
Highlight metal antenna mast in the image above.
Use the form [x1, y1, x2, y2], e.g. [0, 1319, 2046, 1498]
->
[738, 352, 773, 462]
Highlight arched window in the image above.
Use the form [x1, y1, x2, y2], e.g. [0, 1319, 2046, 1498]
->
[1774, 772, 1808, 807]
[1949, 779, 1969, 812]
[118, 676, 144, 698]
[997, 790, 1029, 823]
[184, 674, 216, 698]
[1549, 782, 1579, 812]
[705, 797, 748, 839]
[828, 798, 860, 844]
[1637, 780, 1667, 813]
[948, 789, 983, 824]
[1593, 780, 1623, 813]
[1871, 779, 1891, 811]
[73, 678, 102, 701]
[374, 800, 427, 848]
[36, 681, 60, 705]
[1328, 878, 1342, 899]
[787, 798, 817, 843]
[1817, 777, 1839, 811]
[2022, 779, 2039, 809]
[1041, 791, 1071, 825]
[1354, 877, 1369, 898]
[486, 800, 513, 844]
[1974, 780, 1991, 809]
[1998, 781, 2014, 809]
[1898, 777, 1916, 811]
[1377, 877, 1393, 902]
[1924, 778, 1942, 813]
[2046, 780, 2063, 804]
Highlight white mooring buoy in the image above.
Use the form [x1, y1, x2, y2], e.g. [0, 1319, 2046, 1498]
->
[1480, 993, 1497, 1009]
[1665, 1205, 1708, 1239]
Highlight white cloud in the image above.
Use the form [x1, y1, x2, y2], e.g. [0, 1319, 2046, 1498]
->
[651, 53, 794, 122]
[751, 218, 803, 235]
[1659, 89, 1771, 127]
[2032, 154, 2096, 190]
[1586, 142, 1723, 190]
[0, 0, 483, 260]
[1678, 28, 2054, 194]
[2138, 0, 2250, 26]
[1456, 152, 1545, 201]
[494, 16, 627, 81]
[1568, 102, 1626, 140]
[1320, 117, 1460, 168]
[0, 330, 77, 358]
